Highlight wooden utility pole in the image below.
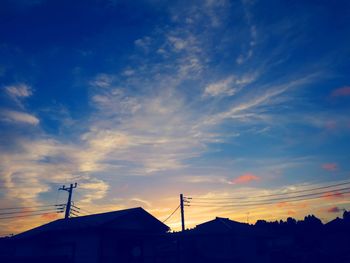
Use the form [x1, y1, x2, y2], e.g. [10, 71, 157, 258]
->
[180, 194, 185, 231]
[59, 183, 77, 219]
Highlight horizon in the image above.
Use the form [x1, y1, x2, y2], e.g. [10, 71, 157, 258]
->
[1, 203, 348, 238]
[0, 0, 350, 236]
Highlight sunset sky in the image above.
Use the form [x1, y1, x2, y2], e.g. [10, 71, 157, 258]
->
[0, 0, 350, 235]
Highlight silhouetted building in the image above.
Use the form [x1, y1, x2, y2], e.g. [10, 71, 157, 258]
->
[1, 207, 169, 263]
[2, 209, 350, 263]
[172, 217, 270, 263]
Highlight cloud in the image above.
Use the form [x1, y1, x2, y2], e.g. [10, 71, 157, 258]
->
[4, 84, 32, 107]
[89, 74, 114, 88]
[41, 213, 60, 220]
[331, 86, 350, 97]
[134, 36, 152, 51]
[129, 198, 151, 208]
[204, 76, 236, 97]
[167, 36, 188, 51]
[79, 178, 109, 203]
[322, 191, 345, 200]
[236, 3, 257, 64]
[322, 163, 338, 171]
[0, 109, 39, 125]
[229, 173, 260, 184]
[327, 206, 341, 213]
[287, 210, 296, 215]
[5, 84, 32, 99]
[203, 74, 258, 97]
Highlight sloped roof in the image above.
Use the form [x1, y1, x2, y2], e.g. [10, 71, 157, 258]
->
[195, 217, 252, 234]
[14, 207, 169, 239]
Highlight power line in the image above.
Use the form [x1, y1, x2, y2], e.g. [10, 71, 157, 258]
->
[78, 207, 92, 215]
[191, 180, 350, 200]
[0, 207, 64, 216]
[0, 204, 64, 211]
[162, 205, 180, 223]
[189, 189, 350, 208]
[0, 211, 63, 220]
[189, 187, 350, 205]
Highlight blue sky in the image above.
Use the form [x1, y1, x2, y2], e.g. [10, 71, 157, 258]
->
[0, 0, 350, 233]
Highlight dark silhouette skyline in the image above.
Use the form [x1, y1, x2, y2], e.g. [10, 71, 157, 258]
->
[1, 207, 350, 262]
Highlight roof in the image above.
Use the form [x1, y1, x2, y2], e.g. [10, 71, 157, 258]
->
[195, 217, 252, 234]
[14, 207, 169, 239]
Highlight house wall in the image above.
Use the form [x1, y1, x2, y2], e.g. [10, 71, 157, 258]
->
[8, 231, 100, 263]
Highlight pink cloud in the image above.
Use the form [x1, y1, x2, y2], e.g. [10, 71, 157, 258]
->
[331, 86, 350, 97]
[326, 206, 341, 213]
[322, 163, 338, 171]
[325, 120, 337, 130]
[322, 191, 350, 200]
[229, 173, 260, 185]
[276, 202, 288, 208]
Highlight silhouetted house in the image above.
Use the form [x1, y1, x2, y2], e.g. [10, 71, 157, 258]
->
[1, 207, 169, 263]
[177, 217, 270, 263]
[322, 216, 350, 262]
[195, 216, 252, 234]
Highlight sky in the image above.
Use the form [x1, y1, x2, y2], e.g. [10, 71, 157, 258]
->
[0, 0, 350, 235]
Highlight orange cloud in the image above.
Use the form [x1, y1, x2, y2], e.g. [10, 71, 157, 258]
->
[331, 86, 350, 97]
[295, 202, 309, 209]
[276, 202, 288, 208]
[41, 213, 59, 220]
[287, 210, 296, 216]
[229, 173, 260, 185]
[322, 163, 338, 171]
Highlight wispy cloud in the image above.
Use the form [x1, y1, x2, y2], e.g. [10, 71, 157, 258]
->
[204, 73, 319, 125]
[204, 76, 236, 97]
[5, 84, 32, 99]
[322, 191, 349, 200]
[0, 109, 39, 125]
[322, 163, 338, 172]
[0, 0, 347, 235]
[89, 74, 114, 88]
[4, 84, 32, 108]
[331, 86, 350, 97]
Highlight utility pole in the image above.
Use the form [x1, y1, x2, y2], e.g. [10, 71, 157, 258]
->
[180, 194, 185, 232]
[59, 183, 77, 219]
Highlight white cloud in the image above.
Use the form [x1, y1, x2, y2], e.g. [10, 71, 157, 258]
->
[89, 73, 114, 88]
[5, 84, 32, 99]
[167, 36, 188, 51]
[134, 36, 152, 51]
[236, 2, 257, 64]
[205, 73, 318, 124]
[79, 178, 109, 203]
[122, 69, 135, 76]
[204, 76, 236, 97]
[4, 84, 33, 108]
[1, 109, 39, 125]
[204, 73, 258, 97]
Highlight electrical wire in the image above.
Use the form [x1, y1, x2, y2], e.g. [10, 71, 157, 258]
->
[189, 187, 350, 205]
[190, 180, 350, 200]
[0, 211, 63, 220]
[162, 205, 180, 223]
[0, 207, 64, 216]
[77, 207, 92, 215]
[189, 189, 350, 208]
[0, 204, 65, 211]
